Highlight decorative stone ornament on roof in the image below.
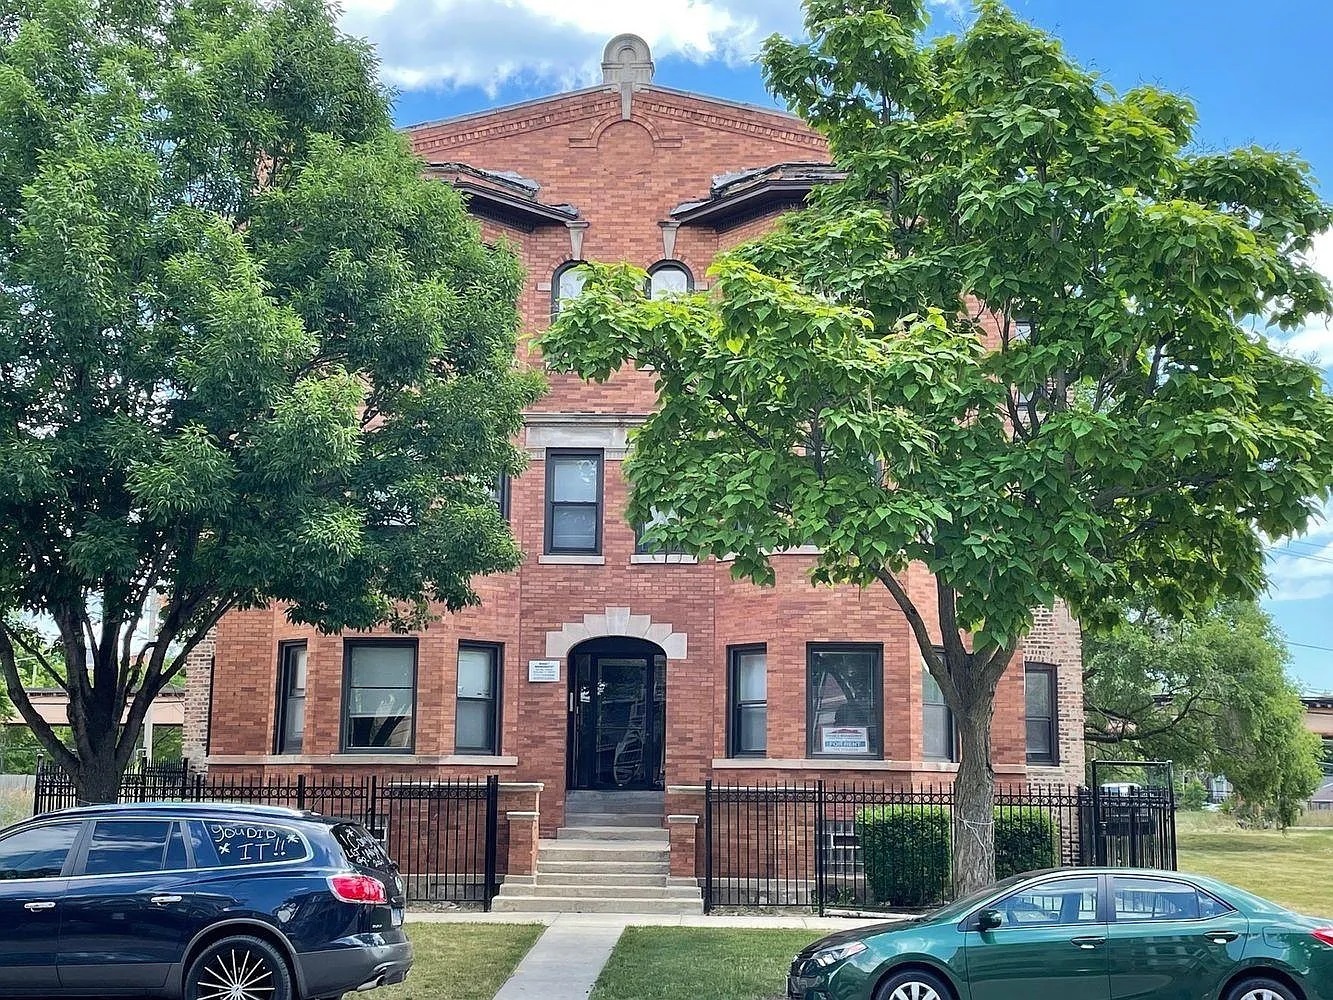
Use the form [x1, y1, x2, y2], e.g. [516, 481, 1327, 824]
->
[602, 33, 654, 120]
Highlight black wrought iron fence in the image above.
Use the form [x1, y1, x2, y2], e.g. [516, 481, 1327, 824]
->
[703, 779, 1176, 914]
[33, 762, 500, 908]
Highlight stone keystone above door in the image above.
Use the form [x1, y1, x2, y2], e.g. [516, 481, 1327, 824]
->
[545, 607, 687, 660]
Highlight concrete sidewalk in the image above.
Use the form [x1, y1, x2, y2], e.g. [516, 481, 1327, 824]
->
[413, 911, 893, 999]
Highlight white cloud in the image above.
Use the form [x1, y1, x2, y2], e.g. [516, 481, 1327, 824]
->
[1269, 228, 1333, 366]
[1266, 499, 1333, 602]
[340, 0, 969, 95]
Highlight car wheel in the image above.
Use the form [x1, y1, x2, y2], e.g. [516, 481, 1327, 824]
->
[185, 934, 294, 1000]
[875, 968, 953, 1000]
[1225, 977, 1299, 1000]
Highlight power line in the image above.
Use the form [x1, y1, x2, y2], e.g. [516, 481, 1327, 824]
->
[1286, 640, 1333, 654]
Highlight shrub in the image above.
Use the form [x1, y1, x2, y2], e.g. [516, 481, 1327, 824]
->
[857, 806, 951, 908]
[1177, 780, 1209, 811]
[994, 807, 1059, 879]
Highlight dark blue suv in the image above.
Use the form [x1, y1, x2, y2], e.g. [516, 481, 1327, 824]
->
[0, 802, 413, 999]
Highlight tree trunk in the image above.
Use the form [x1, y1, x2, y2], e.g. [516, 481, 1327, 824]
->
[72, 747, 126, 805]
[953, 686, 998, 896]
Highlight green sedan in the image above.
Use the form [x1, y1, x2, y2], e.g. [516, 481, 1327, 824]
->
[788, 868, 1333, 1000]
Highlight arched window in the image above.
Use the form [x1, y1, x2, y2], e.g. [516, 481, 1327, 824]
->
[552, 261, 588, 317]
[647, 261, 693, 299]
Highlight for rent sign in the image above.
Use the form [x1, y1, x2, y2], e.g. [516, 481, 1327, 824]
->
[819, 726, 870, 755]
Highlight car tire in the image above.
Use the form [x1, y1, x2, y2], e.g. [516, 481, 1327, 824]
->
[185, 934, 294, 1000]
[875, 967, 954, 1000]
[1225, 977, 1299, 1000]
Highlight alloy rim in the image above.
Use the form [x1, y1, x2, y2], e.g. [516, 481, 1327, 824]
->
[196, 948, 277, 1000]
[890, 983, 941, 1000]
[1241, 991, 1285, 1000]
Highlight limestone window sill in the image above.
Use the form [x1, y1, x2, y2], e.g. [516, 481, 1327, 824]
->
[538, 554, 605, 565]
[629, 554, 698, 565]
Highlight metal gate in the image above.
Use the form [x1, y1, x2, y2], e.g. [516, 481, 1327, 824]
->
[1089, 760, 1178, 870]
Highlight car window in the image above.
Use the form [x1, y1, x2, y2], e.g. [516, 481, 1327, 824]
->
[188, 819, 310, 868]
[164, 824, 188, 870]
[1198, 891, 1234, 918]
[994, 876, 1100, 927]
[83, 820, 175, 876]
[1114, 877, 1221, 922]
[333, 823, 393, 871]
[0, 823, 81, 880]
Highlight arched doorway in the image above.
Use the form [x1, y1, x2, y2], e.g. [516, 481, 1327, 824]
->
[567, 636, 666, 791]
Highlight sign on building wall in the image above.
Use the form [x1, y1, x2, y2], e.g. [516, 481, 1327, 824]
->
[527, 660, 561, 683]
[820, 726, 870, 755]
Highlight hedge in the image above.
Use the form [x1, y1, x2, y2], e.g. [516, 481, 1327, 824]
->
[857, 805, 1061, 907]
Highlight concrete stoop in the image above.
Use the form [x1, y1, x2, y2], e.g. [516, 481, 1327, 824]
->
[491, 794, 704, 915]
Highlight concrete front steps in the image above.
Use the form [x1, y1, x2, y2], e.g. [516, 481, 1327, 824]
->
[491, 792, 704, 914]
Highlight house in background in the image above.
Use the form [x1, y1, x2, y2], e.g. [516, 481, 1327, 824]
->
[182, 35, 1086, 910]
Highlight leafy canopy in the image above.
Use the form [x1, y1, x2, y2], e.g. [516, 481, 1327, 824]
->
[0, 0, 542, 786]
[541, 0, 1333, 667]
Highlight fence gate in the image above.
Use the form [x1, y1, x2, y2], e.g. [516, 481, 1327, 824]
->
[1089, 760, 1178, 871]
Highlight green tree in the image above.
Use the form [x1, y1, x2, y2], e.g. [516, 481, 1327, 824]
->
[540, 0, 1333, 892]
[0, 0, 542, 803]
[1085, 600, 1322, 826]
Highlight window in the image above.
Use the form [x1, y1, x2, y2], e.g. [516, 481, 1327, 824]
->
[342, 641, 416, 752]
[552, 261, 587, 316]
[923, 667, 956, 763]
[634, 507, 688, 556]
[1025, 663, 1058, 766]
[728, 645, 768, 757]
[188, 820, 311, 868]
[0, 823, 80, 879]
[83, 820, 175, 876]
[647, 261, 693, 299]
[993, 876, 1099, 927]
[544, 450, 603, 554]
[808, 644, 882, 758]
[456, 642, 502, 755]
[491, 472, 511, 521]
[1112, 877, 1232, 922]
[275, 642, 307, 755]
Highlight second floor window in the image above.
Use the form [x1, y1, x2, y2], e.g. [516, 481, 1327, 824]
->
[456, 643, 502, 755]
[545, 450, 603, 554]
[342, 641, 416, 752]
[275, 642, 307, 754]
[922, 667, 957, 763]
[634, 507, 688, 556]
[647, 261, 693, 299]
[552, 261, 587, 317]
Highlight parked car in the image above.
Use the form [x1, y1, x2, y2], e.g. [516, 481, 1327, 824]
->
[0, 801, 412, 999]
[788, 867, 1333, 1000]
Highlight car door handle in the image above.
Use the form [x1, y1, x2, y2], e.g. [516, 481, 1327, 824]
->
[23, 901, 56, 911]
[1070, 936, 1105, 950]
[1204, 931, 1240, 944]
[149, 895, 183, 905]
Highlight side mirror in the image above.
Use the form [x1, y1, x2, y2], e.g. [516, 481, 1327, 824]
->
[976, 908, 1003, 932]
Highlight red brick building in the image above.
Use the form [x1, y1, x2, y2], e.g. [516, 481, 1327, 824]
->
[187, 35, 1086, 900]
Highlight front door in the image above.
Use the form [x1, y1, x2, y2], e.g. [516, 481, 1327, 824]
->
[569, 639, 666, 790]
[966, 874, 1111, 1000]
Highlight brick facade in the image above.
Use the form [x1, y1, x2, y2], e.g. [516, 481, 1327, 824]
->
[191, 37, 1087, 867]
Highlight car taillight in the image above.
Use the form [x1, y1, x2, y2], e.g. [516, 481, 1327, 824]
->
[1313, 928, 1333, 947]
[328, 873, 387, 905]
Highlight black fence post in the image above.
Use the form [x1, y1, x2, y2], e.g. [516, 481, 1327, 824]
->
[296, 774, 307, 812]
[815, 780, 826, 917]
[484, 775, 499, 911]
[703, 779, 713, 915]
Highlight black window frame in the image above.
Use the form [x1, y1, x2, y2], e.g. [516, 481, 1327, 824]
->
[544, 449, 604, 555]
[340, 638, 418, 754]
[455, 641, 504, 756]
[633, 507, 688, 556]
[552, 260, 588, 318]
[491, 472, 511, 521]
[645, 260, 695, 298]
[274, 640, 308, 755]
[922, 660, 958, 763]
[806, 642, 884, 760]
[1025, 661, 1059, 766]
[727, 644, 768, 758]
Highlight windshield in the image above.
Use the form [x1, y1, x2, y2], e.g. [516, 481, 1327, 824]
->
[924, 872, 1038, 923]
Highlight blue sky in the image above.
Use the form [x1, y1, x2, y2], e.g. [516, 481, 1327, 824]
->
[349, 1, 1333, 688]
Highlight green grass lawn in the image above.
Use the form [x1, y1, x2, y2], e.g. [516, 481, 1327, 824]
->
[383, 923, 544, 1000]
[1177, 811, 1333, 916]
[591, 927, 815, 1000]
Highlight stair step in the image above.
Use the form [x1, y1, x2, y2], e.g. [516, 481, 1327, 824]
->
[490, 895, 702, 915]
[560, 812, 662, 827]
[565, 792, 665, 816]
[534, 872, 668, 887]
[557, 826, 667, 842]
[538, 859, 668, 875]
[505, 882, 701, 899]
